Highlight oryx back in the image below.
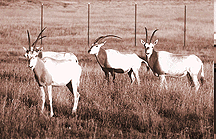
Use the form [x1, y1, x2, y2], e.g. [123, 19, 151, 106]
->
[106, 49, 142, 72]
[40, 51, 78, 62]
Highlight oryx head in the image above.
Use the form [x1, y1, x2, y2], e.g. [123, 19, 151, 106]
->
[28, 52, 39, 70]
[23, 27, 46, 59]
[141, 27, 158, 58]
[88, 35, 122, 55]
[23, 27, 46, 69]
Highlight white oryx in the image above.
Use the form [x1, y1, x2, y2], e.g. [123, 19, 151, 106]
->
[88, 35, 148, 85]
[23, 27, 78, 63]
[140, 27, 204, 92]
[23, 29, 82, 117]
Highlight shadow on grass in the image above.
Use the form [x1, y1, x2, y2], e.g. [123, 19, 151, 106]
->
[158, 108, 209, 138]
[77, 106, 148, 134]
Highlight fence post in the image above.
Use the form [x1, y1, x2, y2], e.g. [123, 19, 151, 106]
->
[41, 3, 43, 45]
[135, 3, 137, 46]
[88, 3, 90, 47]
[184, 5, 186, 48]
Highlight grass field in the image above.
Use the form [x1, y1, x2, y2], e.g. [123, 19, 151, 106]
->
[0, 0, 214, 138]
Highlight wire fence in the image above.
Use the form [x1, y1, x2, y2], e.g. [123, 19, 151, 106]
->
[39, 3, 188, 48]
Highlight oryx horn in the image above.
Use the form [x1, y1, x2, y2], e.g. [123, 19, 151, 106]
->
[32, 27, 47, 48]
[93, 35, 122, 44]
[149, 29, 158, 43]
[27, 30, 31, 50]
[145, 27, 148, 42]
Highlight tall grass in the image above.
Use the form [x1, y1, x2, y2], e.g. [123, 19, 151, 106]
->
[0, 51, 213, 138]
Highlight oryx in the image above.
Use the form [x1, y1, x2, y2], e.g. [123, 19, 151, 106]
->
[88, 35, 148, 85]
[140, 27, 204, 92]
[24, 29, 82, 117]
[23, 27, 78, 63]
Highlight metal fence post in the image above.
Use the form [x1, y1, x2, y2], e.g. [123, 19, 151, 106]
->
[135, 3, 137, 46]
[41, 3, 43, 45]
[88, 3, 90, 47]
[184, 5, 186, 48]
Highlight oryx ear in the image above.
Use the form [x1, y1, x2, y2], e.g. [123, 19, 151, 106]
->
[154, 39, 158, 45]
[23, 47, 27, 51]
[30, 47, 33, 51]
[36, 46, 43, 51]
[100, 41, 106, 47]
[141, 39, 146, 45]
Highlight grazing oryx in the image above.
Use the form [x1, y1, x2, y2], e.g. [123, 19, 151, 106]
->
[141, 27, 204, 92]
[88, 35, 148, 85]
[23, 27, 78, 63]
[24, 29, 82, 117]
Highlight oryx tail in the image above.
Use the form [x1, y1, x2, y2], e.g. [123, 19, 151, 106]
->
[200, 63, 204, 85]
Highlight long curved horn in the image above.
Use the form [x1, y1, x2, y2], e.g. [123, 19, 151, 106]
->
[145, 27, 148, 43]
[149, 29, 158, 43]
[27, 30, 31, 50]
[93, 35, 122, 44]
[32, 27, 47, 48]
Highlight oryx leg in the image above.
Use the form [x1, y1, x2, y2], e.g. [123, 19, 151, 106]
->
[128, 68, 135, 84]
[186, 72, 194, 87]
[191, 75, 200, 92]
[159, 75, 167, 89]
[132, 68, 140, 85]
[110, 69, 116, 83]
[104, 71, 110, 85]
[102, 68, 109, 83]
[40, 86, 46, 113]
[66, 81, 80, 114]
[71, 80, 80, 114]
[47, 85, 54, 117]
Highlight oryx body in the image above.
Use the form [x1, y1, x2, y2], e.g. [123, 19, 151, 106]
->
[104, 49, 143, 72]
[88, 35, 148, 85]
[141, 28, 204, 91]
[29, 54, 82, 117]
[24, 28, 82, 117]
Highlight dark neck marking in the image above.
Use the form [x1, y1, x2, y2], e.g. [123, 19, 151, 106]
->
[148, 50, 163, 75]
[96, 48, 110, 68]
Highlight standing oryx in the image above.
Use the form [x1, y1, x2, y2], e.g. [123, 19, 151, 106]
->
[140, 27, 204, 92]
[88, 35, 148, 85]
[23, 29, 82, 117]
[23, 27, 78, 63]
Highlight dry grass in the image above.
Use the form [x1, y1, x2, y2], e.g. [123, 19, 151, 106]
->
[0, 0, 213, 138]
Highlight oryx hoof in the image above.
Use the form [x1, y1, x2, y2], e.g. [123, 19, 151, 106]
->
[72, 109, 77, 113]
[71, 110, 77, 117]
[50, 112, 54, 117]
[40, 109, 45, 115]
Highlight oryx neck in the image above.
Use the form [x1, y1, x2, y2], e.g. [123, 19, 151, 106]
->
[38, 51, 43, 58]
[34, 57, 44, 71]
[147, 49, 158, 61]
[95, 48, 107, 68]
[147, 49, 163, 76]
[33, 57, 52, 86]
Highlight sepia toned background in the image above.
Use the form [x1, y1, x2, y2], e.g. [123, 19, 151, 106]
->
[0, 0, 213, 138]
